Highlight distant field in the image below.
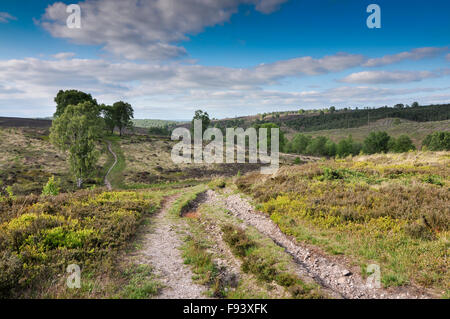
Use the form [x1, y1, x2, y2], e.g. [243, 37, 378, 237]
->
[298, 118, 450, 148]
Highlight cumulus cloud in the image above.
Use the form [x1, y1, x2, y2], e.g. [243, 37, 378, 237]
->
[363, 47, 448, 67]
[40, 0, 287, 61]
[0, 12, 17, 23]
[340, 70, 446, 84]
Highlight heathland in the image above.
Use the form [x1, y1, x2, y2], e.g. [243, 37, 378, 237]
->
[0, 103, 448, 299]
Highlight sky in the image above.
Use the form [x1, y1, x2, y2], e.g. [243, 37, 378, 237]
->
[0, 0, 449, 120]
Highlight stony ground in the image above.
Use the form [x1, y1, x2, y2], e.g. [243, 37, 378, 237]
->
[202, 190, 434, 299]
[124, 188, 436, 299]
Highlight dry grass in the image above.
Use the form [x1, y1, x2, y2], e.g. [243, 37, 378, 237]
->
[236, 151, 449, 294]
[0, 127, 108, 195]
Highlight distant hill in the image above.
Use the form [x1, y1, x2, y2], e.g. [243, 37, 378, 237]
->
[305, 118, 450, 148]
[208, 103, 450, 133]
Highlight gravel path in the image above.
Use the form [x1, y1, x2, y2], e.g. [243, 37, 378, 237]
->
[203, 190, 434, 299]
[136, 196, 208, 299]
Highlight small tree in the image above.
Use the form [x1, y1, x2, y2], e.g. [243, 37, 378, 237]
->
[50, 101, 104, 188]
[363, 131, 391, 154]
[389, 135, 416, 153]
[289, 133, 312, 154]
[101, 104, 116, 135]
[112, 101, 134, 136]
[306, 136, 328, 156]
[54, 90, 97, 117]
[191, 110, 211, 136]
[422, 132, 450, 151]
[42, 176, 60, 196]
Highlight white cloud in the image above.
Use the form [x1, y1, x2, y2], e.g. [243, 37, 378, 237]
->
[340, 70, 444, 84]
[363, 47, 448, 67]
[446, 53, 450, 61]
[0, 12, 16, 23]
[1, 54, 449, 118]
[40, 0, 287, 61]
[52, 52, 76, 59]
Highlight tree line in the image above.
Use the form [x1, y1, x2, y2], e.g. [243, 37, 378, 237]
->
[50, 90, 134, 188]
[286, 131, 450, 157]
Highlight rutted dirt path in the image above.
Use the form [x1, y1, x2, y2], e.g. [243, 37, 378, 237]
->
[104, 141, 118, 191]
[201, 189, 434, 299]
[130, 195, 208, 299]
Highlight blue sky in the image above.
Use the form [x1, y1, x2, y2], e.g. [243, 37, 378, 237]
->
[0, 0, 449, 119]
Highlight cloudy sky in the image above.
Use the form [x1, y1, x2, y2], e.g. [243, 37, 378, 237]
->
[0, 0, 449, 120]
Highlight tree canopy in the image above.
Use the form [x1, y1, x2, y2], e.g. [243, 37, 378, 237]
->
[50, 101, 104, 187]
[191, 110, 211, 136]
[54, 90, 98, 117]
[112, 101, 134, 136]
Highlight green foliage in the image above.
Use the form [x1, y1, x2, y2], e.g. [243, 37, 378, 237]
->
[133, 119, 181, 129]
[112, 101, 134, 136]
[5, 186, 15, 200]
[121, 264, 161, 298]
[191, 110, 211, 136]
[221, 224, 256, 257]
[287, 133, 311, 154]
[54, 90, 97, 118]
[422, 131, 450, 151]
[253, 122, 286, 152]
[0, 189, 161, 298]
[388, 135, 416, 153]
[50, 101, 105, 187]
[42, 176, 60, 196]
[147, 126, 171, 136]
[336, 135, 362, 157]
[363, 131, 391, 154]
[221, 224, 320, 298]
[305, 136, 329, 156]
[100, 104, 116, 134]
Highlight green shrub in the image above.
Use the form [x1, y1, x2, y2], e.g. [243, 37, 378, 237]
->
[0, 189, 161, 298]
[422, 131, 450, 151]
[221, 224, 256, 257]
[388, 135, 416, 153]
[42, 176, 60, 196]
[363, 131, 391, 154]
